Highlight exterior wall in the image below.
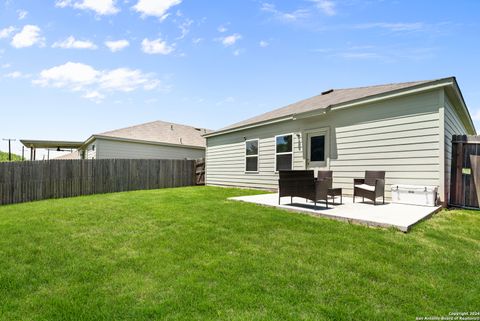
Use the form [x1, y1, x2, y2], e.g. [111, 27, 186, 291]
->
[443, 94, 469, 203]
[95, 138, 205, 160]
[85, 140, 97, 159]
[206, 90, 444, 200]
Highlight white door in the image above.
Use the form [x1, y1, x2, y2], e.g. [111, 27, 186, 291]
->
[306, 129, 329, 172]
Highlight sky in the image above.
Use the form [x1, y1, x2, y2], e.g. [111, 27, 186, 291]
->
[1, 0, 480, 158]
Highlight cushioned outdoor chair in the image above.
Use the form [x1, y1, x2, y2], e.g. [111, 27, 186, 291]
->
[278, 170, 332, 208]
[353, 171, 385, 205]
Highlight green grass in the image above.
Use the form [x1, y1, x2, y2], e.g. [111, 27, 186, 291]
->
[0, 187, 478, 321]
[0, 150, 22, 162]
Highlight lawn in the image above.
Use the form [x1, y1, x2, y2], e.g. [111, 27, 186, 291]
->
[0, 186, 478, 321]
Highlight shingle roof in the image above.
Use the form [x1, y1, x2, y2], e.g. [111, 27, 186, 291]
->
[55, 151, 81, 160]
[96, 120, 212, 148]
[216, 78, 447, 133]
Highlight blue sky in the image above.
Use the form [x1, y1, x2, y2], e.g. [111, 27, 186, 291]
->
[1, 0, 480, 157]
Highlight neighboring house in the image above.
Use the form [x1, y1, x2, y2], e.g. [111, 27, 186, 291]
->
[55, 151, 82, 160]
[79, 121, 210, 160]
[204, 77, 476, 204]
[21, 120, 211, 161]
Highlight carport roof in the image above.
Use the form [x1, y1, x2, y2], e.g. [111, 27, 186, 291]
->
[20, 139, 84, 149]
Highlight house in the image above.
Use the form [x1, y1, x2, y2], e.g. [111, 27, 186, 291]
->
[204, 77, 476, 204]
[21, 120, 211, 161]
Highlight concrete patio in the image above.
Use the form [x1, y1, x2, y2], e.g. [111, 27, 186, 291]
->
[229, 193, 442, 232]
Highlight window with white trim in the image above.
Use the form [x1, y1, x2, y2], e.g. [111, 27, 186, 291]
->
[275, 134, 293, 171]
[245, 139, 259, 172]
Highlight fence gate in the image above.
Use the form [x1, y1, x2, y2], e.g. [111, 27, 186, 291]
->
[195, 158, 205, 185]
[450, 135, 480, 208]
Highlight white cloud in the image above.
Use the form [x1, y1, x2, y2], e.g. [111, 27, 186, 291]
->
[354, 22, 424, 32]
[321, 44, 436, 62]
[33, 62, 162, 101]
[4, 71, 24, 78]
[217, 25, 227, 33]
[219, 33, 242, 47]
[105, 39, 129, 52]
[34, 62, 99, 89]
[177, 19, 193, 39]
[259, 40, 269, 48]
[17, 10, 28, 20]
[83, 90, 105, 102]
[133, 0, 182, 19]
[52, 36, 97, 50]
[0, 26, 16, 39]
[55, 0, 119, 15]
[55, 0, 71, 8]
[11, 25, 44, 48]
[1, 63, 11, 68]
[99, 68, 160, 92]
[192, 38, 203, 45]
[141, 38, 174, 55]
[312, 0, 336, 16]
[261, 3, 309, 22]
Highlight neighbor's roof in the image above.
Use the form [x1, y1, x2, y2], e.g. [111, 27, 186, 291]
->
[207, 77, 456, 136]
[54, 151, 81, 160]
[92, 120, 213, 148]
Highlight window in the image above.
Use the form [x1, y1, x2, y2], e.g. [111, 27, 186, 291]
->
[275, 134, 293, 171]
[306, 128, 329, 168]
[310, 135, 325, 162]
[245, 139, 259, 172]
[91, 144, 95, 151]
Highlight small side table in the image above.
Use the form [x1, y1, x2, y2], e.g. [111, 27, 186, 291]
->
[328, 188, 342, 205]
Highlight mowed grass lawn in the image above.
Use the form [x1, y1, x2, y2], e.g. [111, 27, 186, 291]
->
[0, 187, 479, 321]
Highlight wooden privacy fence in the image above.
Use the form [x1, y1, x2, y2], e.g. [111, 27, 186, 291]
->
[0, 159, 196, 206]
[450, 135, 480, 208]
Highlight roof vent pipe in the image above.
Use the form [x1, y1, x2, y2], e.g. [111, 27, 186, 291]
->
[171, 125, 174, 130]
[321, 89, 334, 95]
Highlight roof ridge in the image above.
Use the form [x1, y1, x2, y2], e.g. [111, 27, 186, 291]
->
[99, 120, 212, 135]
[331, 78, 438, 91]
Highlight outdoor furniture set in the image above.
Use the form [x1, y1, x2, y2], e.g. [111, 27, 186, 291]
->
[278, 170, 386, 208]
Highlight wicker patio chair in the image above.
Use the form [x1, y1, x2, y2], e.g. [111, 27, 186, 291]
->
[316, 170, 333, 182]
[353, 171, 385, 205]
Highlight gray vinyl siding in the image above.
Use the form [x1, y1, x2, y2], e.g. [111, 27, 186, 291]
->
[206, 90, 443, 200]
[85, 141, 97, 159]
[444, 95, 469, 203]
[95, 138, 205, 160]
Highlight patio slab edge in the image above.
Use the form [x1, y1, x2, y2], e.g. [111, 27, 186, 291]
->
[228, 195, 442, 233]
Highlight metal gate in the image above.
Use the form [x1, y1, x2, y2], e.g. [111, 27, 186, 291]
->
[450, 135, 480, 208]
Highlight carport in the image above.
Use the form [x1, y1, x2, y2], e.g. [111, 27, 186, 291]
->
[20, 140, 84, 160]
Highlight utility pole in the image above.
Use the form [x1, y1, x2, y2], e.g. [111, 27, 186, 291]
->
[2, 138, 16, 161]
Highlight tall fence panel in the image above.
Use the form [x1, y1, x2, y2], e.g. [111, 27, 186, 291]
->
[0, 159, 196, 206]
[450, 135, 480, 208]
